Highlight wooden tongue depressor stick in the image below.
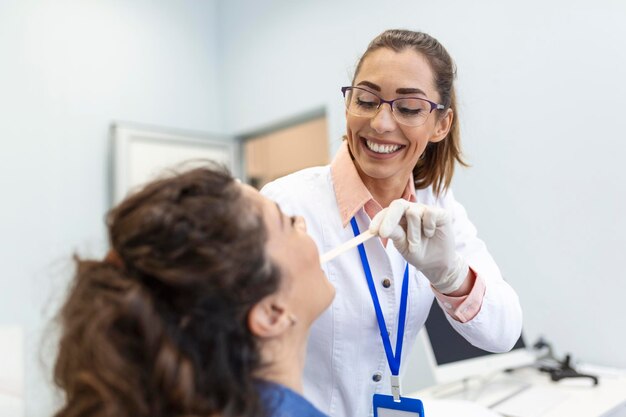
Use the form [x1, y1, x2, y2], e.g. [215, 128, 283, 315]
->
[319, 229, 377, 264]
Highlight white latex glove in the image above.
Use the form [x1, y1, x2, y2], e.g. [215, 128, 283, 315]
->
[369, 199, 469, 294]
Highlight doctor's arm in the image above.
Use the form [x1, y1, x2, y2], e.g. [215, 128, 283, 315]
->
[370, 195, 523, 353]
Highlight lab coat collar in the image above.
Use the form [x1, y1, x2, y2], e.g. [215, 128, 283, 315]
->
[330, 141, 416, 228]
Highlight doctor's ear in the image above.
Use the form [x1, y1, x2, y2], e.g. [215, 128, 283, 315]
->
[247, 297, 296, 339]
[429, 108, 453, 143]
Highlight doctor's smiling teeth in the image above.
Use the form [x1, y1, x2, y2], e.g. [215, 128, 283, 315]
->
[364, 138, 405, 154]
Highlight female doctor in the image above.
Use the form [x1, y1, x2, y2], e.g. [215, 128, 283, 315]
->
[261, 29, 522, 417]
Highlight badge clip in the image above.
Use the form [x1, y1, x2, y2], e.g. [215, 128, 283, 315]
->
[391, 374, 401, 402]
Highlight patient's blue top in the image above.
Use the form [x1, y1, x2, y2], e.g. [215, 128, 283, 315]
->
[259, 381, 327, 417]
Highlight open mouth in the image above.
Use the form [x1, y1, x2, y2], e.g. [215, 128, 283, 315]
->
[362, 137, 405, 155]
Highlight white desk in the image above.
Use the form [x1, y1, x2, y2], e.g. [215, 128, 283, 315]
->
[410, 367, 626, 417]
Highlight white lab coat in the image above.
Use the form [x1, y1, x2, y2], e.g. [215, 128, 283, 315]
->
[261, 165, 522, 417]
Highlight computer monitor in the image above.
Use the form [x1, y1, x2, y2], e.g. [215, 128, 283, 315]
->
[420, 301, 534, 384]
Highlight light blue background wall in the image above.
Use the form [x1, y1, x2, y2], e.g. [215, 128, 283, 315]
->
[0, 1, 222, 415]
[2, 1, 626, 415]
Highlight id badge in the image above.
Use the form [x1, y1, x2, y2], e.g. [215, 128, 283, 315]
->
[373, 394, 425, 417]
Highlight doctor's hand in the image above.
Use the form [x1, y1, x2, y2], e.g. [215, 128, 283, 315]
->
[369, 199, 469, 294]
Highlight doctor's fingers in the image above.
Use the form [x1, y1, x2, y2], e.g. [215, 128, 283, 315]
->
[374, 200, 411, 238]
[405, 204, 425, 250]
[421, 206, 449, 238]
[388, 224, 407, 243]
[371, 210, 406, 242]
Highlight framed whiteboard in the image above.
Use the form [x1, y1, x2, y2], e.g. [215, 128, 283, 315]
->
[111, 123, 238, 205]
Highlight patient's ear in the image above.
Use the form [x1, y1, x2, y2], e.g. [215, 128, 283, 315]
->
[247, 296, 292, 338]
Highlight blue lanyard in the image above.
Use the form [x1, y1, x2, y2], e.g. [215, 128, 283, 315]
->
[350, 217, 409, 376]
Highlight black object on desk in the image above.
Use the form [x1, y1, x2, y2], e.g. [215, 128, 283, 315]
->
[506, 337, 600, 386]
[539, 353, 599, 385]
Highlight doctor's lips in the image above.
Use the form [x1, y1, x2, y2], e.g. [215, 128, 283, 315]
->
[361, 137, 406, 155]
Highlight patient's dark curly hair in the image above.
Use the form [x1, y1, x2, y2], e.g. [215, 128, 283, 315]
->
[53, 165, 281, 417]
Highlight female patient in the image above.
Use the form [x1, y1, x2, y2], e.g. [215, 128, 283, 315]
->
[52, 166, 335, 417]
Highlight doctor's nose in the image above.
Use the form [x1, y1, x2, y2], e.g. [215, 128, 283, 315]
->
[370, 103, 397, 134]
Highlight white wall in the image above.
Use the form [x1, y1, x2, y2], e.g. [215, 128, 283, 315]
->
[216, 0, 626, 391]
[0, 1, 221, 415]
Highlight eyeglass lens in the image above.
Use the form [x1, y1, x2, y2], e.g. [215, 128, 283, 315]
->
[344, 88, 432, 127]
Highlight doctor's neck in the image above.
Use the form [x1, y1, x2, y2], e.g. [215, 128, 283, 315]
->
[357, 167, 412, 209]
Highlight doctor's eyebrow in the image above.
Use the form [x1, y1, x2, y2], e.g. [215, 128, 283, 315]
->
[396, 87, 427, 96]
[356, 81, 381, 91]
[356, 81, 427, 97]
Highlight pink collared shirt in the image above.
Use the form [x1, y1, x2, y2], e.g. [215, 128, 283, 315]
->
[330, 142, 485, 322]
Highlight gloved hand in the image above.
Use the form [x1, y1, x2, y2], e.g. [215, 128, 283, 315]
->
[369, 199, 469, 294]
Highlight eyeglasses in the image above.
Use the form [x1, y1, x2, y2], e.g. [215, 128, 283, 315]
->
[341, 86, 445, 127]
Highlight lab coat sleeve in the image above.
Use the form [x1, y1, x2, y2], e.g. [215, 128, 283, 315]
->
[437, 189, 523, 353]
